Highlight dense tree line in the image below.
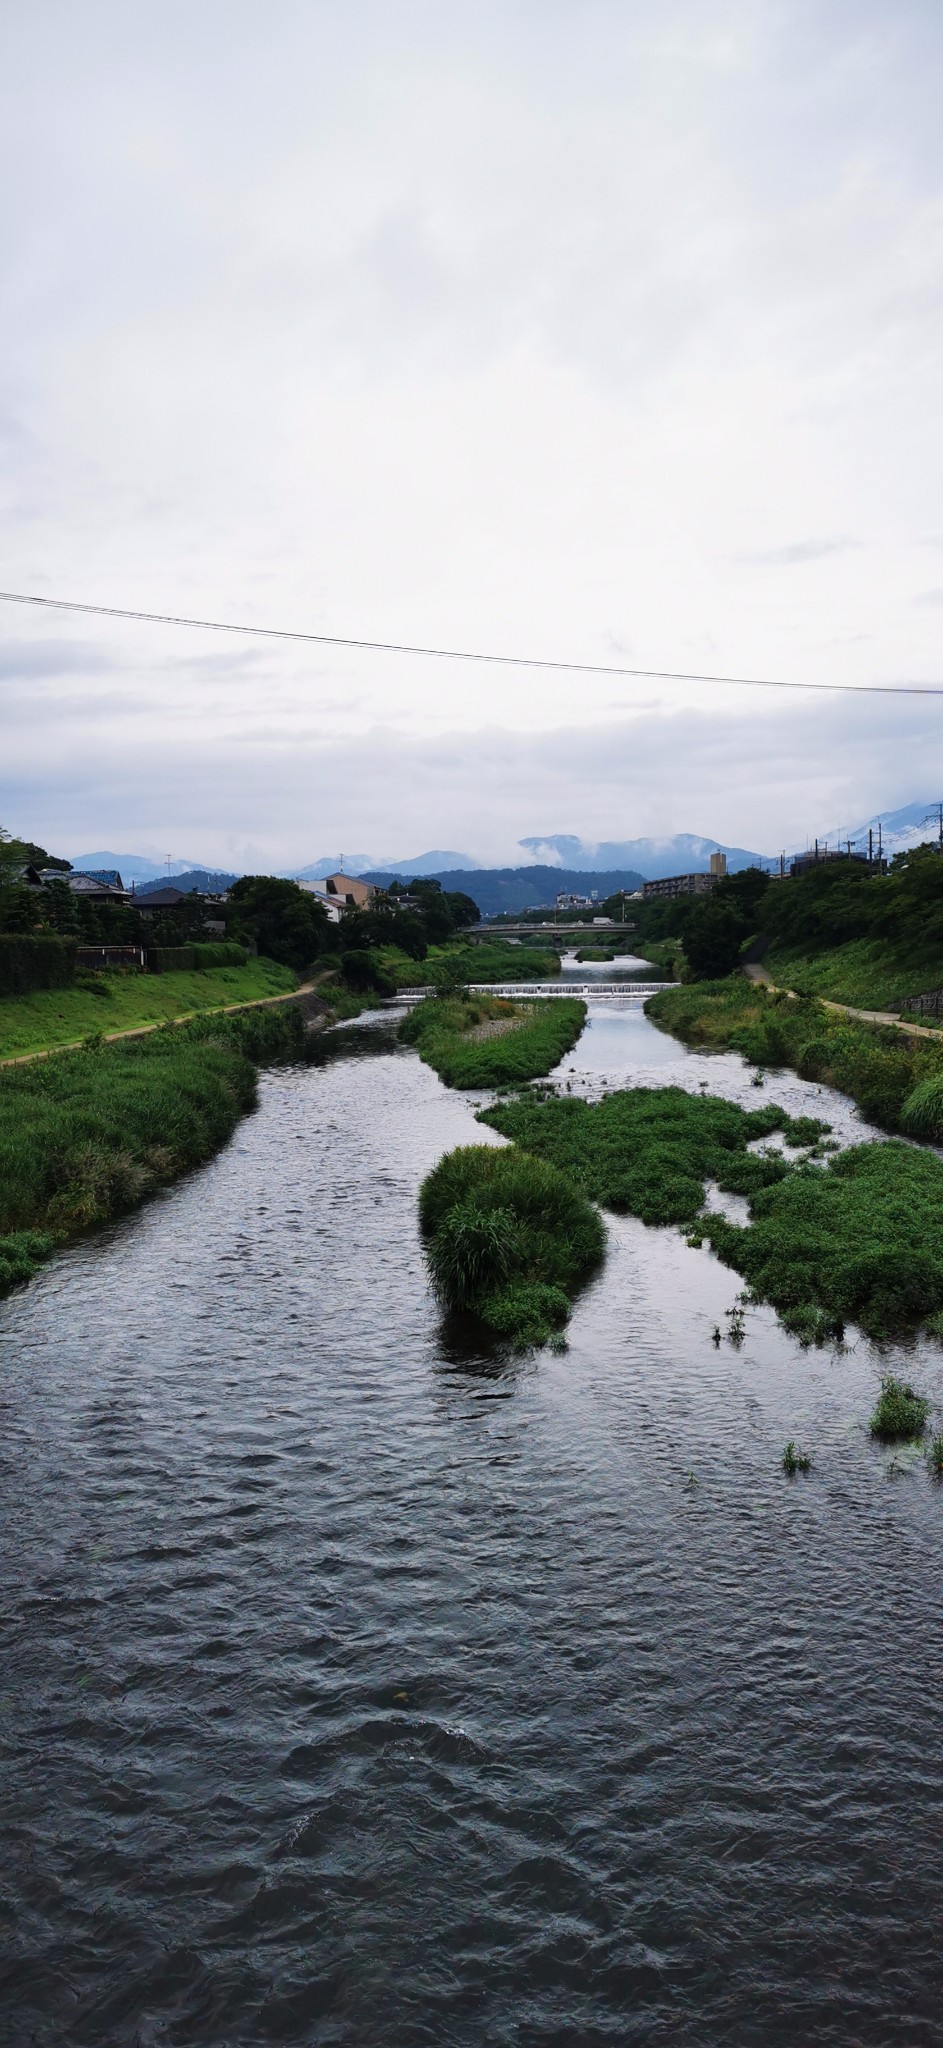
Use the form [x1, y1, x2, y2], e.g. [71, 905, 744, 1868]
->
[614, 845, 943, 981]
[0, 831, 482, 981]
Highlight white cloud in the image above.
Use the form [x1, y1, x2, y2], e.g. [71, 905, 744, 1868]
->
[1, 0, 943, 858]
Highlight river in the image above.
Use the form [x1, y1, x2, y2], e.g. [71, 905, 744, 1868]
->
[3, 983, 943, 2044]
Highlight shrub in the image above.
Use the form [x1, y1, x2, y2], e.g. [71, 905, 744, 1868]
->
[341, 949, 396, 995]
[869, 1374, 930, 1442]
[927, 1430, 943, 1476]
[0, 933, 76, 995]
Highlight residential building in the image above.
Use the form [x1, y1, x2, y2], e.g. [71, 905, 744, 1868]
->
[642, 853, 727, 902]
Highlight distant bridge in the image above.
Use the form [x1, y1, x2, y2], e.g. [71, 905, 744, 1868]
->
[465, 923, 637, 942]
[395, 981, 672, 1003]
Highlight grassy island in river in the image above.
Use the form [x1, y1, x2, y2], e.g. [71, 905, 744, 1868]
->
[400, 993, 585, 1087]
[480, 1080, 943, 1341]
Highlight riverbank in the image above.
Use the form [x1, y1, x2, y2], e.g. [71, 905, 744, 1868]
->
[0, 957, 298, 1060]
[647, 976, 943, 1136]
[0, 1005, 308, 1298]
[400, 992, 586, 1086]
[762, 938, 943, 1010]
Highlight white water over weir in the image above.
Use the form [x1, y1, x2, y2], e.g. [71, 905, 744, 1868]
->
[395, 980, 674, 1002]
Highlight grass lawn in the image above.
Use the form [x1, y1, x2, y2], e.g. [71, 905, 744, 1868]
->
[766, 939, 943, 1010]
[0, 958, 297, 1060]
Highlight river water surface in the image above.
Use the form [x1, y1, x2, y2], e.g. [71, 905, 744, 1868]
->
[3, 992, 943, 2044]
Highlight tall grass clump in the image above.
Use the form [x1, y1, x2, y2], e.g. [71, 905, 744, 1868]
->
[869, 1374, 930, 1442]
[419, 1143, 605, 1345]
[900, 1073, 943, 1143]
[0, 1004, 306, 1298]
[401, 994, 586, 1088]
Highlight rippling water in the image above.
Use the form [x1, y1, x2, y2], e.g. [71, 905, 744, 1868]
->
[3, 1002, 943, 2044]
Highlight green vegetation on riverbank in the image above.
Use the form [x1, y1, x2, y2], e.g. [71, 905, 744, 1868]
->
[762, 939, 943, 1010]
[647, 977, 943, 1136]
[419, 1143, 605, 1345]
[0, 1005, 307, 1298]
[481, 1077, 943, 1340]
[0, 957, 297, 1060]
[401, 993, 586, 1087]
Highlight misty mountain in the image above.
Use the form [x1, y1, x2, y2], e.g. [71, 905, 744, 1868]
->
[294, 849, 477, 879]
[517, 833, 768, 877]
[802, 800, 943, 862]
[70, 851, 202, 884]
[364, 866, 645, 917]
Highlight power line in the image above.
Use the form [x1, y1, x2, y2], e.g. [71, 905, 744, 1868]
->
[0, 585, 941, 695]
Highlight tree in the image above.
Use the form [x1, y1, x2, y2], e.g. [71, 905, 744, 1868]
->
[227, 876, 330, 972]
[0, 828, 35, 933]
[683, 901, 747, 980]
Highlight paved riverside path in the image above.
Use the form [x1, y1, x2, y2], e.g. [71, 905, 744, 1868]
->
[0, 979, 323, 1070]
[743, 962, 943, 1041]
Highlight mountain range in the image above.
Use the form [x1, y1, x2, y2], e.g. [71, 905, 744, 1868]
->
[69, 803, 943, 905]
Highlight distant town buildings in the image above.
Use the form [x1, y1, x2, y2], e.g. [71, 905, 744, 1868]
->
[642, 851, 727, 901]
[555, 889, 599, 911]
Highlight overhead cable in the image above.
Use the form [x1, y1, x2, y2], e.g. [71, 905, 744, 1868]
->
[0, 586, 939, 696]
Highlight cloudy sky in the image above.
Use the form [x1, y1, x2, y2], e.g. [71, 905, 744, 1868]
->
[2, 0, 943, 868]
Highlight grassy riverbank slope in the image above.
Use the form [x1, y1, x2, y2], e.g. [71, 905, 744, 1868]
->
[647, 977, 943, 1136]
[401, 993, 585, 1087]
[0, 1005, 306, 1298]
[763, 939, 943, 1010]
[0, 957, 297, 1060]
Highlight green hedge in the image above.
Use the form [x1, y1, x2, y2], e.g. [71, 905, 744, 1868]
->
[147, 947, 197, 972]
[190, 942, 248, 967]
[0, 934, 77, 996]
[146, 942, 248, 973]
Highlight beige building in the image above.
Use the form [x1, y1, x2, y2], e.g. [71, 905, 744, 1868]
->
[642, 851, 727, 902]
[294, 872, 377, 917]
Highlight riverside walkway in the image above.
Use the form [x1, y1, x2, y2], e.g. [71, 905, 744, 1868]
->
[744, 962, 943, 1041]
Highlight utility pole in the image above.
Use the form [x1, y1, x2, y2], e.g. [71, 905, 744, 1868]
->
[869, 827, 873, 869]
[919, 804, 943, 849]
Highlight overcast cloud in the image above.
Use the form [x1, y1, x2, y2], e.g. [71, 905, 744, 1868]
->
[2, 0, 942, 866]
